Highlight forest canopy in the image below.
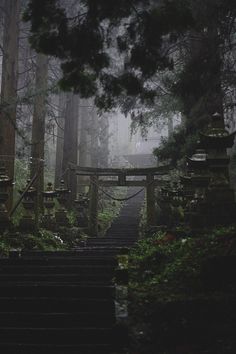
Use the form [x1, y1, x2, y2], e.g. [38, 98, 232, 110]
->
[24, 0, 236, 109]
[23, 0, 236, 164]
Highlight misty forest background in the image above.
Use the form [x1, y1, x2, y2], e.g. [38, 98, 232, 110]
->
[0, 0, 236, 209]
[1, 2, 236, 353]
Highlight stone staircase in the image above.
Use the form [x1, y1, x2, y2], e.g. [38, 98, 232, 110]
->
[0, 252, 118, 353]
[85, 188, 144, 250]
[0, 187, 144, 353]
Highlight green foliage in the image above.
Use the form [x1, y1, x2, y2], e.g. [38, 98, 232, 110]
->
[24, 0, 236, 106]
[129, 226, 236, 297]
[98, 207, 119, 234]
[98, 188, 127, 235]
[67, 210, 77, 226]
[0, 225, 90, 255]
[56, 227, 88, 248]
[129, 226, 236, 353]
[0, 229, 66, 256]
[24, 0, 236, 164]
[20, 1, 218, 106]
[154, 127, 199, 166]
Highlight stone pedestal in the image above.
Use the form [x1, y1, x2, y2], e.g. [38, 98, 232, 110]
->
[18, 182, 37, 232]
[199, 113, 236, 226]
[74, 195, 88, 228]
[42, 182, 57, 230]
[55, 180, 70, 227]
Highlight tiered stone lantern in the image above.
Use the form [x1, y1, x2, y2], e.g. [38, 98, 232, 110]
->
[168, 182, 182, 207]
[55, 180, 70, 227]
[19, 180, 37, 231]
[158, 184, 174, 227]
[199, 112, 236, 225]
[181, 112, 236, 228]
[180, 174, 195, 205]
[0, 165, 13, 232]
[184, 149, 210, 227]
[42, 182, 57, 229]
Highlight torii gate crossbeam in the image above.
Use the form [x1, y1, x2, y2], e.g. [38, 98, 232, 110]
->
[70, 165, 171, 236]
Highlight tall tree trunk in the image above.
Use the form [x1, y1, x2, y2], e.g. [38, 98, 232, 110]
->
[30, 53, 48, 226]
[54, 92, 66, 187]
[99, 114, 109, 167]
[0, 0, 20, 210]
[90, 107, 99, 168]
[62, 93, 80, 206]
[78, 99, 90, 193]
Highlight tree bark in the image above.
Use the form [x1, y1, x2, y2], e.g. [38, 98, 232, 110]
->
[78, 99, 90, 193]
[54, 92, 66, 187]
[62, 93, 80, 206]
[98, 114, 109, 168]
[0, 0, 20, 210]
[30, 53, 48, 224]
[90, 107, 99, 168]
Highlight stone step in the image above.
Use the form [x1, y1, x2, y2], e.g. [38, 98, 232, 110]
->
[74, 246, 130, 252]
[19, 251, 114, 257]
[0, 297, 115, 313]
[17, 251, 118, 260]
[0, 284, 115, 298]
[0, 265, 115, 274]
[0, 312, 115, 327]
[86, 238, 136, 242]
[86, 241, 135, 246]
[0, 262, 114, 275]
[0, 343, 112, 354]
[87, 238, 137, 241]
[0, 327, 113, 345]
[86, 237, 137, 241]
[0, 274, 113, 283]
[0, 257, 117, 266]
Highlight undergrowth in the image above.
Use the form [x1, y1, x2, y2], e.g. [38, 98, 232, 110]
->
[129, 226, 236, 300]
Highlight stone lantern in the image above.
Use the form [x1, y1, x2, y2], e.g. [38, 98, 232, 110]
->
[187, 149, 210, 200]
[199, 112, 236, 225]
[0, 165, 13, 232]
[55, 180, 70, 227]
[178, 145, 211, 227]
[180, 175, 195, 204]
[19, 180, 37, 231]
[158, 185, 174, 227]
[42, 182, 57, 229]
[168, 182, 182, 207]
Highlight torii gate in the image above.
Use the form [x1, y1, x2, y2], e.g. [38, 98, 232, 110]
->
[71, 165, 170, 236]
